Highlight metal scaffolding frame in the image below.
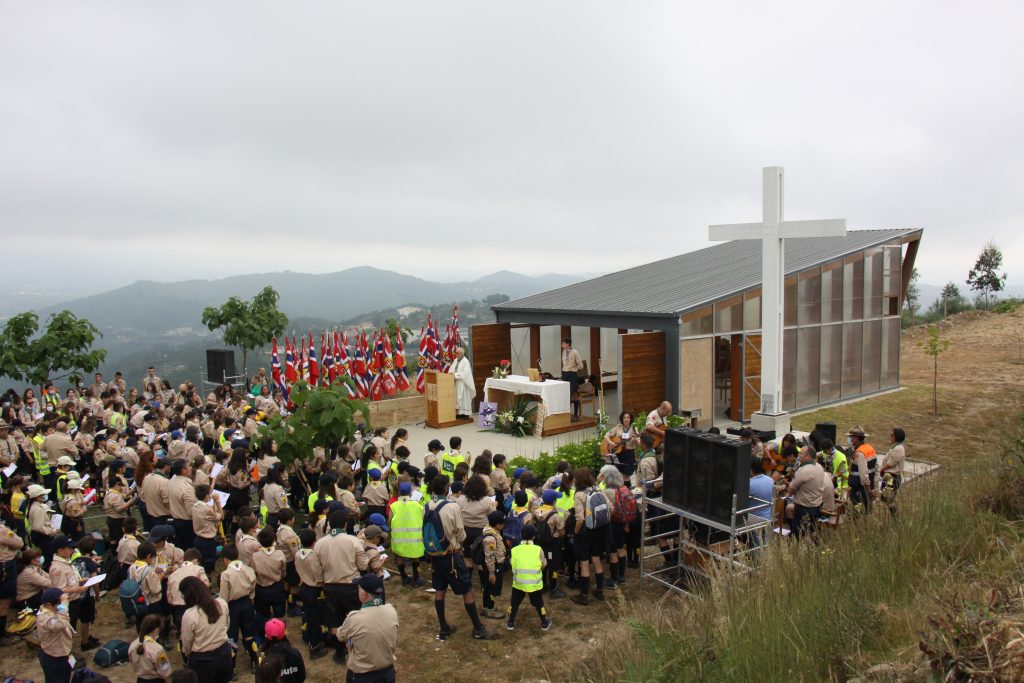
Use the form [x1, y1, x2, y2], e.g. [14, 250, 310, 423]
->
[639, 492, 772, 595]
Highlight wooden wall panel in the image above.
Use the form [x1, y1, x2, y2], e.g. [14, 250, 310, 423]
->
[743, 334, 762, 422]
[529, 325, 541, 371]
[619, 331, 666, 417]
[470, 323, 511, 410]
[589, 327, 601, 381]
[680, 338, 713, 429]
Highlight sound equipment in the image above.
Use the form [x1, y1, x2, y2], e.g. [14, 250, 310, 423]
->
[206, 349, 237, 384]
[812, 422, 837, 449]
[663, 429, 751, 525]
[725, 426, 776, 443]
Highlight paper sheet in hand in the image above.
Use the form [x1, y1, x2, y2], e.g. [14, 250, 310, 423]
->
[213, 490, 230, 507]
[2, 463, 16, 478]
[82, 574, 106, 588]
[50, 514, 63, 530]
[210, 463, 224, 480]
[382, 569, 391, 581]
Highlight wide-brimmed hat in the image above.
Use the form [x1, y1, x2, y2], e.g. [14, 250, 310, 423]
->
[0, 419, 8, 429]
[66, 479, 84, 490]
[26, 484, 51, 498]
[846, 426, 869, 438]
[57, 456, 76, 468]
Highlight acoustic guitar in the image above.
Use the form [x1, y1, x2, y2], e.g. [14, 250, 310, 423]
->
[600, 434, 624, 456]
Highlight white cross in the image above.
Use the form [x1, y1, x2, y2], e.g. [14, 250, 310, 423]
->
[708, 167, 846, 418]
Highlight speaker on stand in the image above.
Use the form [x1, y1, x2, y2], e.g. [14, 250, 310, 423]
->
[206, 349, 237, 385]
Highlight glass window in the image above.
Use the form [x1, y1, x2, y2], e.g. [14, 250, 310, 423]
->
[783, 328, 797, 411]
[843, 255, 864, 321]
[861, 320, 881, 392]
[883, 246, 901, 297]
[714, 295, 743, 335]
[841, 322, 863, 398]
[797, 327, 820, 409]
[821, 263, 843, 323]
[864, 249, 883, 319]
[798, 269, 821, 326]
[681, 307, 712, 337]
[784, 276, 798, 327]
[881, 317, 900, 387]
[743, 289, 761, 331]
[819, 324, 842, 402]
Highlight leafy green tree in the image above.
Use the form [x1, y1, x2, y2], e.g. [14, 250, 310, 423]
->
[918, 325, 950, 416]
[258, 381, 366, 468]
[967, 241, 1006, 309]
[0, 310, 106, 386]
[903, 267, 921, 326]
[201, 286, 288, 387]
[940, 282, 964, 318]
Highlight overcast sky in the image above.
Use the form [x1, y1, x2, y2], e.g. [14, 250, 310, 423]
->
[2, 1, 1021, 296]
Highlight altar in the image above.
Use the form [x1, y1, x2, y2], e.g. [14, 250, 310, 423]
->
[483, 374, 573, 436]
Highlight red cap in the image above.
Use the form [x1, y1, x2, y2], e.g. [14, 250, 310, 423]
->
[264, 618, 286, 640]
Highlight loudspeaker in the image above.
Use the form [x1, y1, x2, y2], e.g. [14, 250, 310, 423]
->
[812, 422, 837, 449]
[662, 429, 751, 525]
[206, 349, 237, 384]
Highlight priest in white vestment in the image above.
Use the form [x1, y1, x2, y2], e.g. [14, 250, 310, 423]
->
[448, 346, 475, 418]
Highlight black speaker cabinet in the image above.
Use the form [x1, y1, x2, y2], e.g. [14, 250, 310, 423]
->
[206, 349, 237, 384]
[812, 422, 837, 449]
[663, 428, 751, 525]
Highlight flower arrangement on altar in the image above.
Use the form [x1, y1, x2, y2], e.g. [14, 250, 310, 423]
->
[494, 396, 537, 437]
[491, 359, 512, 379]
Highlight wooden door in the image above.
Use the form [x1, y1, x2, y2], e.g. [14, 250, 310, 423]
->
[470, 323, 511, 410]
[743, 334, 762, 422]
[618, 331, 666, 418]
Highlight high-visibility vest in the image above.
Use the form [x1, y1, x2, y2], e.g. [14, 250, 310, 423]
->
[218, 431, 228, 451]
[110, 412, 127, 432]
[851, 444, 877, 483]
[32, 435, 49, 477]
[389, 498, 425, 559]
[827, 450, 849, 490]
[511, 541, 544, 592]
[555, 489, 575, 515]
[307, 492, 334, 513]
[56, 473, 68, 502]
[440, 451, 463, 475]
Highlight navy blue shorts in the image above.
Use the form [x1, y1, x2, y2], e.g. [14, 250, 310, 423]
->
[430, 552, 472, 595]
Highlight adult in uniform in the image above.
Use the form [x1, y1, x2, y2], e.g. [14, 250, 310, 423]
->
[168, 458, 197, 550]
[335, 574, 399, 683]
[847, 426, 877, 513]
[41, 422, 76, 490]
[560, 337, 585, 421]
[141, 458, 172, 530]
[179, 576, 233, 683]
[27, 484, 57, 566]
[35, 588, 74, 683]
[0, 520, 25, 644]
[313, 509, 368, 663]
[644, 401, 673, 446]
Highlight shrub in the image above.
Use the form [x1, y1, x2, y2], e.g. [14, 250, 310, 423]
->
[993, 297, 1024, 314]
[507, 438, 602, 481]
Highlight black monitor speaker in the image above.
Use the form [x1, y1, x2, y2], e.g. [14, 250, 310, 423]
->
[663, 428, 751, 525]
[812, 422, 837, 449]
[206, 349, 237, 384]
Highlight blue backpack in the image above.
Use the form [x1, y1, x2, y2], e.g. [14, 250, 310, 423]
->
[422, 500, 451, 556]
[118, 571, 150, 620]
[502, 508, 530, 548]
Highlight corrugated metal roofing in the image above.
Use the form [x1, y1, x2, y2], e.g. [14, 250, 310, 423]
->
[495, 228, 921, 317]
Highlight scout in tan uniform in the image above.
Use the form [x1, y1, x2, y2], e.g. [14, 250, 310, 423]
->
[260, 466, 290, 522]
[103, 476, 136, 547]
[27, 484, 57, 565]
[477, 511, 507, 619]
[117, 517, 142, 573]
[168, 458, 197, 549]
[294, 528, 326, 659]
[274, 509, 301, 616]
[130, 542, 167, 635]
[15, 548, 52, 609]
[58, 477, 85, 540]
[236, 517, 262, 567]
[253, 527, 287, 622]
[217, 544, 259, 670]
[357, 524, 388, 578]
[0, 521, 25, 644]
[166, 549, 209, 632]
[149, 525, 184, 573]
[312, 509, 368, 662]
[178, 576, 233, 682]
[48, 535, 97, 649]
[130, 613, 173, 682]
[141, 459, 172, 527]
[191, 484, 223, 572]
[35, 588, 74, 683]
[335, 574, 399, 682]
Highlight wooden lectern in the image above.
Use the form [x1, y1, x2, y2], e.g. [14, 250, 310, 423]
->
[425, 370, 457, 428]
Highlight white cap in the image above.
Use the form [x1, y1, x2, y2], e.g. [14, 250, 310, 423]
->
[27, 484, 51, 499]
[57, 456, 76, 468]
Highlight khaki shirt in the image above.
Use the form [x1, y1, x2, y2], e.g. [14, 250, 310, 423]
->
[336, 603, 399, 674]
[36, 605, 74, 657]
[537, 505, 566, 540]
[180, 597, 229, 656]
[129, 636, 172, 682]
[255, 454, 279, 478]
[41, 432, 77, 466]
[295, 548, 323, 588]
[49, 556, 83, 602]
[338, 489, 358, 513]
[262, 482, 289, 514]
[252, 547, 287, 586]
[789, 462, 826, 508]
[426, 498, 466, 548]
[237, 534, 261, 567]
[117, 534, 141, 565]
[60, 491, 85, 519]
[561, 348, 583, 373]
[357, 532, 385, 576]
[192, 501, 222, 540]
[480, 527, 506, 573]
[881, 443, 906, 477]
[168, 475, 196, 520]
[219, 560, 256, 601]
[28, 501, 57, 537]
[0, 435, 17, 466]
[276, 525, 300, 563]
[166, 561, 208, 606]
[130, 561, 164, 603]
[17, 565, 52, 600]
[490, 468, 510, 494]
[141, 473, 171, 517]
[361, 481, 389, 506]
[104, 488, 133, 519]
[313, 531, 368, 584]
[637, 454, 659, 484]
[0, 524, 24, 561]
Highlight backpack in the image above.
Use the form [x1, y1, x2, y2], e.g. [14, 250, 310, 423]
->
[584, 487, 610, 530]
[101, 551, 123, 591]
[93, 639, 130, 667]
[470, 529, 498, 566]
[6, 608, 35, 636]
[502, 508, 530, 548]
[533, 510, 558, 547]
[118, 571, 150, 620]
[422, 500, 450, 556]
[611, 485, 637, 524]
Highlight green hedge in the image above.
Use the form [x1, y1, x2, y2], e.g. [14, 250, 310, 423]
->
[507, 438, 603, 480]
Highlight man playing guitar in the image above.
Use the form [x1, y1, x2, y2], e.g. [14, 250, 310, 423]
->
[645, 401, 673, 448]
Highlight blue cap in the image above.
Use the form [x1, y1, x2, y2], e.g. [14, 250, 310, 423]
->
[513, 467, 526, 479]
[40, 587, 64, 604]
[171, 429, 183, 440]
[369, 468, 382, 480]
[355, 573, 384, 596]
[368, 512, 389, 532]
[551, 478, 561, 489]
[542, 489, 562, 505]
[398, 482, 412, 496]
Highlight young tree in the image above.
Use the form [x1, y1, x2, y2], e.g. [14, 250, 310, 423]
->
[903, 267, 921, 326]
[918, 325, 950, 417]
[941, 282, 963, 318]
[967, 241, 1006, 310]
[202, 286, 288, 388]
[258, 381, 366, 467]
[0, 310, 106, 387]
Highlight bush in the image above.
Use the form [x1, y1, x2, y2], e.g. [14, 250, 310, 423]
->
[993, 298, 1024, 314]
[507, 438, 602, 480]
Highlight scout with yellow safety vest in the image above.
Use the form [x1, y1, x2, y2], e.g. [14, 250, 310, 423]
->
[388, 481, 425, 587]
[506, 524, 552, 632]
[440, 436, 469, 476]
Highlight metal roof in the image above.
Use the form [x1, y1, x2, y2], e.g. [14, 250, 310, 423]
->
[494, 228, 922, 318]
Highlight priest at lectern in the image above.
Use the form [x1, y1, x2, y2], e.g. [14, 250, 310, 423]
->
[449, 345, 475, 418]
